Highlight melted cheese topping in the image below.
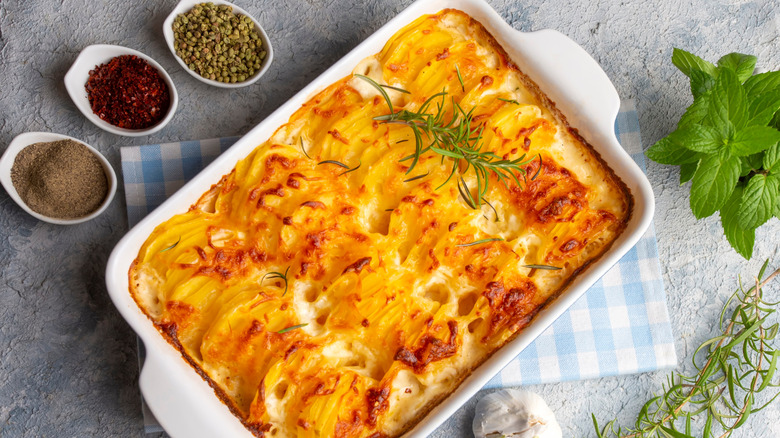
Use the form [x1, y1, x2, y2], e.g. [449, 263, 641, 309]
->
[129, 9, 630, 438]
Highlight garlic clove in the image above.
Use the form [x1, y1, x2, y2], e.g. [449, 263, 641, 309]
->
[473, 389, 562, 438]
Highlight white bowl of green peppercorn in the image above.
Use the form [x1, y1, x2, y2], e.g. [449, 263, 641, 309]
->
[164, 0, 274, 88]
[0, 132, 117, 225]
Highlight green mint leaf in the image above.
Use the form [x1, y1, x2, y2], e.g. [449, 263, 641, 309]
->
[747, 91, 780, 126]
[678, 94, 711, 128]
[646, 134, 700, 165]
[743, 71, 780, 98]
[672, 48, 718, 78]
[730, 125, 780, 156]
[764, 141, 780, 171]
[678, 125, 725, 154]
[690, 69, 716, 98]
[690, 152, 740, 218]
[738, 173, 779, 229]
[708, 68, 748, 132]
[679, 161, 698, 184]
[740, 153, 764, 177]
[720, 185, 755, 259]
[746, 152, 764, 169]
[717, 52, 758, 83]
[770, 174, 780, 216]
[739, 157, 754, 177]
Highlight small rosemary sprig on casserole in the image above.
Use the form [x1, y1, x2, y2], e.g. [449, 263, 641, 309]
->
[354, 74, 540, 207]
[262, 266, 290, 296]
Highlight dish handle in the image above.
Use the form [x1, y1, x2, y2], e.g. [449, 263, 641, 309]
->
[139, 345, 246, 437]
[507, 28, 621, 141]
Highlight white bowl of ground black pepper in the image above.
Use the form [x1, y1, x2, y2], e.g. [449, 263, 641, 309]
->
[0, 132, 117, 225]
[163, 0, 274, 88]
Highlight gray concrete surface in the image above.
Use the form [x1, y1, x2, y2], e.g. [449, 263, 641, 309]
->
[1, 0, 779, 437]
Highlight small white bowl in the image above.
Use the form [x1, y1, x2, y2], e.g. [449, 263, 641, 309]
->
[163, 0, 274, 88]
[0, 132, 117, 225]
[64, 44, 179, 137]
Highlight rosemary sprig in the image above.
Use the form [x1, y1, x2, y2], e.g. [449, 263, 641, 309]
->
[593, 260, 780, 438]
[158, 236, 181, 253]
[456, 237, 504, 247]
[277, 323, 308, 334]
[262, 266, 290, 296]
[355, 74, 539, 208]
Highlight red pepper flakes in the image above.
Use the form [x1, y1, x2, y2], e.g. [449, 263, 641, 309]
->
[85, 55, 171, 130]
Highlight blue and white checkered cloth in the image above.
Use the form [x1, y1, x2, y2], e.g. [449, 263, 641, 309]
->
[120, 99, 676, 433]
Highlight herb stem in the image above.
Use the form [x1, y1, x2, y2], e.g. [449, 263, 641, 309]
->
[594, 263, 780, 438]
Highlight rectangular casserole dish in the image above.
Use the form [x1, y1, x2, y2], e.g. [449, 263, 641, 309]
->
[105, 0, 655, 436]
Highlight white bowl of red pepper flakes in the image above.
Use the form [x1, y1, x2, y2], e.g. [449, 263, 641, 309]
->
[64, 44, 179, 137]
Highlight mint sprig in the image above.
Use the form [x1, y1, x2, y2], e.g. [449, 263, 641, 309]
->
[647, 48, 780, 259]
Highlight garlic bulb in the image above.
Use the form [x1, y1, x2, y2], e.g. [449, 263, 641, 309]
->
[472, 389, 562, 438]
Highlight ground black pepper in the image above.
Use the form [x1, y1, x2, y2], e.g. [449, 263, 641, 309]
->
[11, 140, 108, 219]
[86, 55, 170, 129]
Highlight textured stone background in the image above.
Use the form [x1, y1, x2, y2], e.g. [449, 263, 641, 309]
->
[1, 0, 779, 437]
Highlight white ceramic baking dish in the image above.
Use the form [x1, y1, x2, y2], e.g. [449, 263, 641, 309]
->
[105, 0, 654, 436]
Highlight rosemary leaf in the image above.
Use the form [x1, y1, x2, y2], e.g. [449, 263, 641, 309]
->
[277, 323, 308, 334]
[455, 64, 465, 91]
[456, 237, 503, 247]
[300, 137, 312, 159]
[531, 154, 543, 181]
[317, 159, 350, 169]
[483, 198, 500, 222]
[381, 83, 411, 94]
[354, 74, 394, 114]
[498, 97, 521, 105]
[404, 171, 429, 183]
[430, 146, 465, 159]
[159, 236, 181, 253]
[457, 177, 478, 209]
[338, 160, 362, 176]
[522, 264, 561, 271]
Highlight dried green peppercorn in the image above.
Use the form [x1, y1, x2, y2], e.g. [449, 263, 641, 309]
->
[172, 2, 266, 83]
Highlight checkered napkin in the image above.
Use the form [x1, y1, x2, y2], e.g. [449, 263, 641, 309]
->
[120, 100, 676, 434]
